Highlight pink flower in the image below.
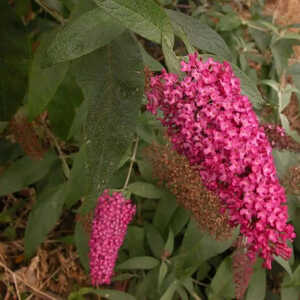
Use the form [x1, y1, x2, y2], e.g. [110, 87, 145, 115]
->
[89, 190, 136, 285]
[146, 53, 295, 268]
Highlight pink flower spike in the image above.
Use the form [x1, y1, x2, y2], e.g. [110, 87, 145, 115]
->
[89, 190, 136, 286]
[146, 53, 295, 269]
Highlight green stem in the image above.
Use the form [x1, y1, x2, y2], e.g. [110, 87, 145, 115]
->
[123, 136, 139, 190]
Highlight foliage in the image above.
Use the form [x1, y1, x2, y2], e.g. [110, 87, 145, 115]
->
[1, 0, 300, 299]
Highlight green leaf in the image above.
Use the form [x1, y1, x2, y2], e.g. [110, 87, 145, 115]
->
[69, 0, 97, 19]
[161, 280, 179, 300]
[271, 40, 297, 76]
[145, 223, 165, 258]
[153, 192, 178, 234]
[248, 27, 271, 52]
[294, 265, 300, 285]
[27, 31, 69, 120]
[47, 73, 84, 140]
[174, 219, 238, 278]
[124, 225, 145, 257]
[138, 43, 163, 72]
[0, 151, 58, 196]
[209, 257, 235, 299]
[278, 85, 300, 143]
[73, 31, 144, 209]
[246, 264, 266, 300]
[0, 139, 23, 165]
[274, 256, 293, 277]
[170, 207, 191, 236]
[69, 287, 136, 300]
[166, 9, 232, 61]
[94, 0, 168, 43]
[68, 99, 88, 141]
[200, 54, 264, 110]
[287, 63, 300, 94]
[46, 8, 125, 65]
[161, 21, 182, 76]
[75, 221, 90, 272]
[176, 286, 189, 300]
[281, 274, 300, 300]
[260, 79, 280, 93]
[272, 150, 300, 179]
[0, 2, 30, 121]
[158, 262, 168, 288]
[117, 256, 160, 270]
[127, 182, 164, 199]
[165, 229, 174, 255]
[217, 14, 241, 32]
[136, 114, 156, 144]
[64, 145, 89, 208]
[24, 184, 66, 258]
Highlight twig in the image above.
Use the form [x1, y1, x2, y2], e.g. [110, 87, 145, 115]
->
[12, 273, 21, 300]
[45, 126, 71, 179]
[0, 261, 58, 300]
[25, 267, 61, 300]
[123, 136, 139, 190]
[34, 0, 65, 25]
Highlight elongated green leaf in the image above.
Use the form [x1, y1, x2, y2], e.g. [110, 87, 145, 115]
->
[153, 192, 178, 234]
[117, 256, 159, 270]
[271, 40, 297, 76]
[47, 73, 84, 140]
[127, 182, 164, 199]
[165, 229, 174, 255]
[46, 8, 125, 65]
[281, 274, 300, 300]
[248, 27, 271, 52]
[272, 150, 300, 179]
[209, 257, 235, 299]
[94, 0, 168, 43]
[138, 43, 163, 71]
[166, 9, 232, 61]
[161, 280, 179, 300]
[246, 264, 266, 300]
[0, 2, 30, 121]
[158, 262, 168, 288]
[0, 151, 58, 196]
[73, 31, 144, 209]
[64, 145, 89, 208]
[174, 219, 238, 278]
[0, 139, 23, 165]
[217, 14, 241, 32]
[274, 256, 293, 277]
[145, 223, 165, 258]
[170, 207, 191, 236]
[260, 79, 279, 93]
[28, 31, 69, 120]
[75, 221, 90, 272]
[162, 21, 181, 75]
[124, 226, 145, 257]
[278, 85, 300, 143]
[24, 184, 66, 258]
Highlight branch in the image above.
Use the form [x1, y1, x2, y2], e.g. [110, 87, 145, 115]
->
[123, 136, 139, 190]
[34, 0, 65, 25]
[0, 261, 58, 300]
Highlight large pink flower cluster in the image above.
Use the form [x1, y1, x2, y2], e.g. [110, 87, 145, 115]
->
[89, 190, 136, 285]
[146, 53, 295, 268]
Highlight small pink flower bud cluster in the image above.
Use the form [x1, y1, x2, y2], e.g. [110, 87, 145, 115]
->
[146, 53, 295, 268]
[89, 190, 136, 285]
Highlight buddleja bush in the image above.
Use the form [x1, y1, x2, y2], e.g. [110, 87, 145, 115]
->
[1, 0, 300, 299]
